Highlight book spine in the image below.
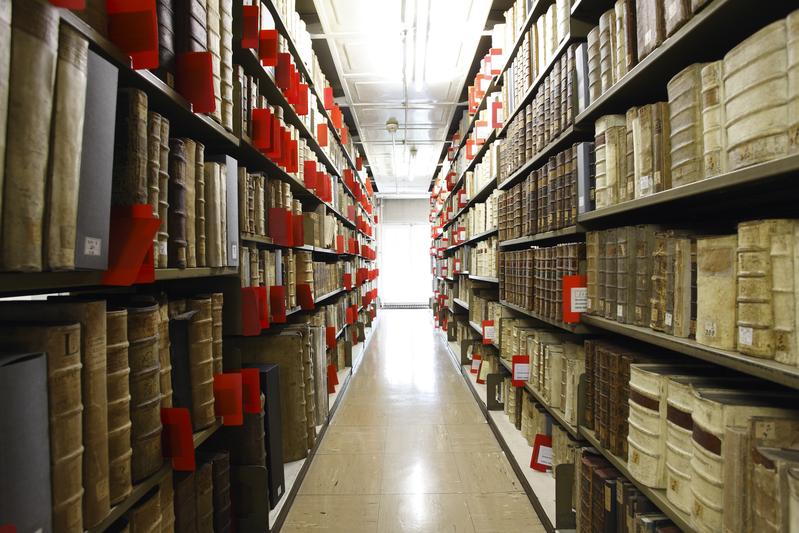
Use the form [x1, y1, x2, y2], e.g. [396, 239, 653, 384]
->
[650, 233, 669, 331]
[156, 0, 176, 86]
[635, 0, 665, 62]
[184, 139, 197, 268]
[168, 139, 188, 269]
[113, 89, 149, 207]
[789, 12, 799, 155]
[668, 64, 704, 187]
[701, 60, 726, 177]
[771, 220, 798, 365]
[106, 309, 133, 506]
[187, 297, 216, 430]
[195, 463, 214, 530]
[160, 472, 176, 533]
[599, 10, 616, 93]
[195, 142, 207, 267]
[159, 301, 173, 408]
[211, 292, 224, 374]
[737, 220, 777, 358]
[587, 26, 601, 105]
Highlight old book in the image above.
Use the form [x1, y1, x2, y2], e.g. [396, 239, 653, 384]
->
[599, 10, 617, 93]
[45, 25, 89, 271]
[0, 1, 10, 211]
[0, 299, 109, 527]
[195, 142, 206, 267]
[672, 235, 694, 338]
[159, 301, 173, 408]
[664, 0, 691, 37]
[789, 12, 799, 156]
[206, 0, 222, 122]
[0, 351, 52, 532]
[157, 119, 170, 269]
[696, 235, 738, 350]
[113, 89, 148, 207]
[128, 487, 161, 532]
[156, 0, 176, 86]
[148, 112, 163, 263]
[668, 63, 704, 187]
[616, 226, 637, 324]
[220, 0, 234, 132]
[2, 0, 59, 272]
[635, 0, 665, 61]
[622, 107, 636, 203]
[127, 302, 163, 482]
[603, 228, 619, 320]
[175, 473, 197, 533]
[187, 297, 216, 430]
[701, 61, 726, 177]
[0, 323, 84, 532]
[211, 452, 232, 533]
[204, 162, 223, 267]
[737, 219, 778, 358]
[160, 472, 176, 533]
[771, 220, 799, 366]
[752, 447, 799, 533]
[633, 225, 656, 327]
[587, 231, 600, 314]
[106, 309, 133, 506]
[195, 462, 214, 531]
[211, 293, 224, 374]
[168, 139, 188, 269]
[633, 103, 671, 198]
[232, 399, 265, 466]
[724, 19, 789, 171]
[594, 115, 625, 209]
[176, 0, 208, 53]
[183, 139, 197, 267]
[587, 27, 602, 103]
[650, 232, 669, 332]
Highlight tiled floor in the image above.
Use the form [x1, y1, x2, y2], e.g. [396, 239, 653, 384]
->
[282, 309, 547, 532]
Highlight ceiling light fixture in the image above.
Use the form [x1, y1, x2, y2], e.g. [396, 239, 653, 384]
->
[408, 146, 418, 180]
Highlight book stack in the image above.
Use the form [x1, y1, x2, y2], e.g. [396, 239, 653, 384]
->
[471, 236, 499, 277]
[312, 260, 343, 297]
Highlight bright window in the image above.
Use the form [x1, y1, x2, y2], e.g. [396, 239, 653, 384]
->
[379, 223, 432, 304]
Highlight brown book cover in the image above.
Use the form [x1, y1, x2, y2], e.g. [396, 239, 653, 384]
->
[187, 297, 216, 430]
[156, 0, 176, 86]
[175, 473, 197, 532]
[45, 25, 89, 271]
[635, 0, 665, 61]
[211, 452, 232, 533]
[113, 88, 149, 207]
[168, 138, 188, 268]
[160, 472, 176, 533]
[147, 113, 162, 218]
[211, 293, 224, 375]
[195, 462, 214, 531]
[157, 118, 170, 269]
[664, 0, 691, 37]
[195, 142, 207, 267]
[106, 309, 133, 505]
[158, 300, 174, 408]
[2, 0, 59, 272]
[183, 139, 197, 267]
[128, 487, 162, 532]
[127, 302, 163, 482]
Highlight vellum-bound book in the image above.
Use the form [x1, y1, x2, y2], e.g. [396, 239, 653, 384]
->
[633, 103, 671, 198]
[184, 140, 197, 267]
[771, 219, 799, 366]
[696, 235, 738, 350]
[789, 11, 799, 155]
[195, 142, 206, 267]
[614, 0, 635, 81]
[128, 487, 161, 532]
[586, 231, 599, 314]
[635, 0, 665, 61]
[626, 363, 703, 489]
[206, 0, 222, 122]
[752, 447, 799, 533]
[789, 467, 799, 532]
[701, 61, 726, 177]
[160, 472, 175, 533]
[195, 462, 214, 531]
[204, 162, 223, 267]
[46, 25, 89, 271]
[737, 219, 779, 358]
[672, 235, 694, 338]
[0, 322, 84, 532]
[106, 309, 132, 505]
[668, 64, 704, 187]
[187, 297, 216, 430]
[634, 225, 658, 327]
[724, 19, 789, 171]
[211, 293, 224, 374]
[2, 0, 58, 272]
[650, 232, 669, 332]
[148, 113, 163, 263]
[168, 139, 188, 269]
[0, 1, 10, 221]
[113, 89, 149, 207]
[0, 299, 109, 527]
[616, 226, 637, 324]
[599, 10, 616, 93]
[158, 301, 173, 408]
[594, 114, 625, 209]
[587, 27, 602, 104]
[689, 390, 799, 533]
[157, 119, 170, 269]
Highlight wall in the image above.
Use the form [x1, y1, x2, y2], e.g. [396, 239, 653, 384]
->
[380, 198, 429, 224]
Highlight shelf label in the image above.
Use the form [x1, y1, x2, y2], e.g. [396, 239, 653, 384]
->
[512, 355, 529, 387]
[739, 326, 753, 347]
[530, 434, 553, 472]
[482, 320, 495, 345]
[471, 354, 482, 374]
[563, 275, 587, 323]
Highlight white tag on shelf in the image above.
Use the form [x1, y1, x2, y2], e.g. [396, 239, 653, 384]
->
[571, 287, 588, 312]
[617, 304, 623, 318]
[665, 312, 673, 327]
[739, 326, 753, 346]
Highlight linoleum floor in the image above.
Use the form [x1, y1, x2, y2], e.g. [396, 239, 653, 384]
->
[282, 309, 547, 533]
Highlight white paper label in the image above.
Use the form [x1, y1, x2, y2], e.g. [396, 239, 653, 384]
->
[513, 363, 530, 382]
[159, 241, 168, 255]
[667, 2, 677, 19]
[460, 229, 466, 241]
[739, 326, 753, 346]
[538, 445, 553, 467]
[84, 237, 102, 257]
[587, 297, 593, 310]
[484, 325, 495, 340]
[571, 287, 588, 312]
[579, 197, 585, 208]
[617, 304, 624, 318]
[231, 244, 238, 260]
[471, 358, 481, 372]
[704, 321, 717, 338]
[640, 175, 652, 194]
[664, 312, 673, 327]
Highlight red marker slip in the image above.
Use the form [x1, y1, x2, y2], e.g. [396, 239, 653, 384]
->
[531, 434, 553, 472]
[241, 5, 260, 49]
[240, 368, 261, 414]
[214, 373, 243, 426]
[107, 0, 159, 69]
[161, 408, 195, 471]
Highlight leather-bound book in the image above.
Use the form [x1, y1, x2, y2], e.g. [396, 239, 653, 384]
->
[700, 61, 726, 177]
[232, 395, 266, 466]
[127, 487, 162, 532]
[160, 473, 176, 533]
[219, 162, 228, 266]
[664, 0, 691, 37]
[106, 309, 133, 506]
[696, 235, 738, 350]
[183, 139, 197, 268]
[620, 107, 635, 203]
[211, 452, 232, 533]
[724, 19, 788, 171]
[158, 301, 173, 408]
[615, 226, 637, 324]
[2, 0, 58, 272]
[220, 0, 234, 131]
[206, 0, 222, 123]
[615, 0, 636, 77]
[0, 352, 52, 533]
[175, 0, 208, 54]
[187, 297, 216, 430]
[228, 333, 310, 461]
[195, 142, 207, 267]
[155, 122, 170, 269]
[195, 463, 214, 531]
[668, 64, 704, 187]
[587, 26, 601, 104]
[599, 10, 616, 93]
[672, 235, 693, 338]
[174, 473, 197, 533]
[147, 113, 162, 218]
[211, 293, 223, 374]
[45, 25, 89, 271]
[204, 162, 223, 267]
[603, 228, 619, 320]
[0, 323, 84, 532]
[168, 139, 188, 269]
[156, 0, 176, 87]
[238, 169, 251, 234]
[635, 0, 665, 61]
[127, 302, 163, 482]
[113, 89, 149, 207]
[737, 220, 777, 358]
[771, 219, 799, 366]
[0, 298, 110, 527]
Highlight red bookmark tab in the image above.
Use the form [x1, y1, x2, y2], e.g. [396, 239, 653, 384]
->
[470, 354, 482, 374]
[214, 373, 243, 426]
[512, 355, 529, 387]
[107, 0, 159, 69]
[269, 285, 287, 323]
[240, 368, 261, 414]
[102, 204, 160, 286]
[346, 306, 355, 325]
[161, 407, 195, 471]
[343, 273, 352, 291]
[327, 364, 338, 393]
[562, 275, 587, 324]
[476, 361, 486, 384]
[336, 235, 345, 254]
[176, 52, 216, 114]
[298, 283, 314, 310]
[241, 5, 260, 49]
[317, 123, 329, 147]
[240, 287, 262, 336]
[326, 326, 337, 348]
[259, 29, 278, 66]
[531, 434, 553, 472]
[324, 87, 334, 110]
[481, 320, 495, 345]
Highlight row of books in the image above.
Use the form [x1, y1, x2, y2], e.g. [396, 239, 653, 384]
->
[585, 220, 799, 367]
[592, 9, 799, 210]
[471, 236, 500, 278]
[0, 293, 223, 531]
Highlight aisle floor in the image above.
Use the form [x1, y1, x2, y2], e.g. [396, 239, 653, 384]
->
[282, 309, 546, 533]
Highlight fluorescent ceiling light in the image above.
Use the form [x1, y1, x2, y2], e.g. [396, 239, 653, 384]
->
[414, 0, 428, 91]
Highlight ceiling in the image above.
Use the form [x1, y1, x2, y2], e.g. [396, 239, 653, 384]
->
[309, 0, 494, 195]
